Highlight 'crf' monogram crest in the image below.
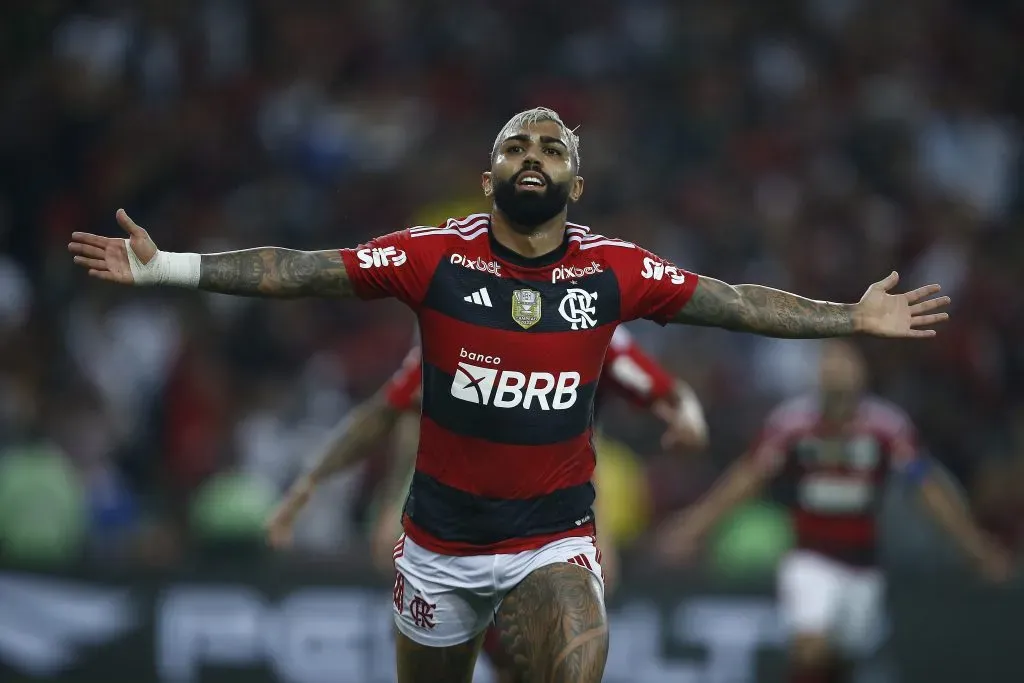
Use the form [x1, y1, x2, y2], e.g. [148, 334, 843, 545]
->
[559, 288, 598, 330]
[409, 595, 437, 629]
[511, 289, 542, 329]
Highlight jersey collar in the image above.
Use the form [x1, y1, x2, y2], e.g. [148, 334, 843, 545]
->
[488, 218, 574, 270]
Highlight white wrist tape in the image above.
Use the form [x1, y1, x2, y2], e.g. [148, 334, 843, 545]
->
[124, 239, 201, 288]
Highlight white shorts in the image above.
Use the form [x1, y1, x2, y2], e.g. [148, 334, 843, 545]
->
[777, 550, 886, 656]
[392, 533, 604, 647]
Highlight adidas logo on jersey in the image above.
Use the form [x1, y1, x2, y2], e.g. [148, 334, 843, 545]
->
[463, 287, 493, 307]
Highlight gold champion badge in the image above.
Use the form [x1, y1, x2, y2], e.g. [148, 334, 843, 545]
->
[511, 289, 542, 329]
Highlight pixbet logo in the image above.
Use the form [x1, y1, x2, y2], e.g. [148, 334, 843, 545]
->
[551, 261, 603, 283]
[450, 362, 580, 410]
[450, 253, 501, 276]
[356, 246, 407, 269]
[640, 257, 686, 285]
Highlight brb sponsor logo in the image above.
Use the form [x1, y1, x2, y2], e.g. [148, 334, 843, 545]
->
[451, 348, 579, 410]
[551, 261, 603, 283]
[450, 253, 501, 276]
[357, 246, 407, 269]
[640, 256, 686, 285]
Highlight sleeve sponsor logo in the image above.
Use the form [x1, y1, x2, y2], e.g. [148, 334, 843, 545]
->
[641, 257, 686, 285]
[356, 246, 408, 269]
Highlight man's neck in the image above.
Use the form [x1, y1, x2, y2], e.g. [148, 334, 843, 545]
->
[489, 207, 567, 258]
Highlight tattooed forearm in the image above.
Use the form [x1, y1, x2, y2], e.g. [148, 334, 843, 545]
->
[307, 393, 401, 485]
[672, 277, 858, 338]
[198, 248, 352, 298]
[494, 563, 608, 683]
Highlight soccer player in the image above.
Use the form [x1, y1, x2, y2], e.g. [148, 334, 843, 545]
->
[266, 326, 707, 683]
[265, 326, 706, 563]
[69, 107, 951, 683]
[657, 339, 1011, 683]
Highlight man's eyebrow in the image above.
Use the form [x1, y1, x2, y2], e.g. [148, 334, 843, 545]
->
[500, 134, 569, 148]
[540, 136, 567, 147]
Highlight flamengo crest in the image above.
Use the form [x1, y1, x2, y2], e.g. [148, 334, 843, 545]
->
[559, 288, 598, 330]
[511, 289, 542, 329]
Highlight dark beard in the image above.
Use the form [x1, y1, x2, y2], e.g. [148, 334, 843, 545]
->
[492, 171, 571, 231]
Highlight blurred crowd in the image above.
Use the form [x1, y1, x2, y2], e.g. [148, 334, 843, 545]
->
[0, 0, 1022, 573]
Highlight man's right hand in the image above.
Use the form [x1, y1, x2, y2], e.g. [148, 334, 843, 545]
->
[68, 209, 157, 284]
[266, 479, 315, 550]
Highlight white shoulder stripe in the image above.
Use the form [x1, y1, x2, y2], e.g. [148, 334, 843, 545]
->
[570, 233, 636, 250]
[410, 226, 489, 241]
[410, 216, 488, 234]
[577, 233, 631, 243]
[566, 221, 592, 234]
[577, 239, 636, 251]
[446, 214, 490, 231]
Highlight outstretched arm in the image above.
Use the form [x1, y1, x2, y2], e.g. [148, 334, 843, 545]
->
[656, 456, 771, 563]
[304, 391, 403, 487]
[199, 248, 352, 298]
[601, 328, 708, 449]
[69, 209, 353, 298]
[369, 413, 421, 552]
[671, 272, 950, 339]
[265, 391, 402, 548]
[917, 472, 1013, 580]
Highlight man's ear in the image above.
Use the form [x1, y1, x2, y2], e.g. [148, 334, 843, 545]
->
[569, 176, 585, 203]
[482, 171, 493, 197]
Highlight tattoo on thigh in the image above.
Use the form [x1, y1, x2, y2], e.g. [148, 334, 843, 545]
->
[494, 563, 608, 683]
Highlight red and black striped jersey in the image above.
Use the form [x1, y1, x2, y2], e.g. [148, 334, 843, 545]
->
[340, 214, 698, 555]
[382, 326, 677, 413]
[748, 393, 922, 566]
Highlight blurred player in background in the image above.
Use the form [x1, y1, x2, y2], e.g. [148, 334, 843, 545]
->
[70, 107, 952, 683]
[268, 325, 708, 682]
[657, 339, 1012, 683]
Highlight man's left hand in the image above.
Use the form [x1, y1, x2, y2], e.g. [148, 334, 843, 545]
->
[854, 271, 951, 338]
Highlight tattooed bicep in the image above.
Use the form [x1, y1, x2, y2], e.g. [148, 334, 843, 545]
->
[670, 276, 748, 328]
[301, 249, 354, 297]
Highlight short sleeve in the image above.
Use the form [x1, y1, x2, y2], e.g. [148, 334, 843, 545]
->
[383, 348, 423, 412]
[603, 327, 676, 407]
[615, 247, 700, 324]
[339, 229, 439, 307]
